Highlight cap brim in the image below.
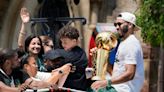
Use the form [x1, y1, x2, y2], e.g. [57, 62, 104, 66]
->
[45, 55, 64, 60]
[52, 56, 64, 60]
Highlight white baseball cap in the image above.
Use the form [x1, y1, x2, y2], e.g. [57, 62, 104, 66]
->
[117, 12, 141, 31]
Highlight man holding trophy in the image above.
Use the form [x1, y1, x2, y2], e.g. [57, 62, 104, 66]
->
[90, 12, 144, 92]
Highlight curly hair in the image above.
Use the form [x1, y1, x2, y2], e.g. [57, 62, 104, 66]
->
[58, 26, 79, 40]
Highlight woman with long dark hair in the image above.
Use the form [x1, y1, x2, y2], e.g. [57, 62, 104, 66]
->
[24, 35, 46, 72]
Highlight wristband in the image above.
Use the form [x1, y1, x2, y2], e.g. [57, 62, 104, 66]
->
[58, 70, 63, 74]
[20, 32, 26, 35]
[107, 80, 112, 86]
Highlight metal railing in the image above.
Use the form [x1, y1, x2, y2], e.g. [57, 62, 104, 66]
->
[25, 87, 86, 92]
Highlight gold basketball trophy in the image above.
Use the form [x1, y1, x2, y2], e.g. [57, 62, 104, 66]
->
[91, 31, 118, 80]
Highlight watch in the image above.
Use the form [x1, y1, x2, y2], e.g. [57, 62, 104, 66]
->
[58, 70, 63, 74]
[108, 80, 112, 86]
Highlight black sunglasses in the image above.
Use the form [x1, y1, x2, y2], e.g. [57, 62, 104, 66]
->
[114, 22, 125, 27]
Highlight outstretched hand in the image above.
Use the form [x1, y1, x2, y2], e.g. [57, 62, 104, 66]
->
[18, 83, 29, 92]
[91, 80, 108, 90]
[52, 63, 72, 75]
[89, 47, 97, 56]
[60, 63, 72, 74]
[20, 7, 30, 23]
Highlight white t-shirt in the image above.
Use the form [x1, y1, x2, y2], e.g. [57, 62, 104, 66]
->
[35, 71, 52, 81]
[106, 72, 111, 80]
[112, 35, 144, 92]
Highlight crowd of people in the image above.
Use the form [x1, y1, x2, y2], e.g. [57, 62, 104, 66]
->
[0, 7, 144, 92]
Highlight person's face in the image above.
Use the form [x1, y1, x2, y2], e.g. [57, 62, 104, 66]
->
[3, 53, 20, 75]
[25, 57, 38, 77]
[43, 40, 54, 53]
[60, 38, 77, 51]
[114, 19, 129, 37]
[11, 53, 20, 69]
[28, 37, 41, 55]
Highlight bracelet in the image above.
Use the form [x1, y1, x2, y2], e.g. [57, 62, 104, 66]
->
[20, 32, 26, 35]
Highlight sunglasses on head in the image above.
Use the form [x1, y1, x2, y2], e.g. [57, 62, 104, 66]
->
[45, 44, 54, 49]
[43, 42, 54, 49]
[114, 22, 125, 27]
[47, 44, 54, 49]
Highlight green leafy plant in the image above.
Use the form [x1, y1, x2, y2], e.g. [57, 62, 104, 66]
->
[137, 0, 164, 47]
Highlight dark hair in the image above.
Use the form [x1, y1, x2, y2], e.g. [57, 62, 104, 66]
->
[24, 35, 44, 59]
[20, 54, 30, 69]
[58, 26, 79, 40]
[118, 14, 122, 17]
[40, 35, 53, 44]
[16, 48, 25, 58]
[0, 48, 17, 67]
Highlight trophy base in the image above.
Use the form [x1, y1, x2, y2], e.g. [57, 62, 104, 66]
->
[91, 76, 103, 80]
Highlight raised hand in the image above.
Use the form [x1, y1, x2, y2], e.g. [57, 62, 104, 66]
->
[91, 80, 108, 90]
[20, 7, 30, 23]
